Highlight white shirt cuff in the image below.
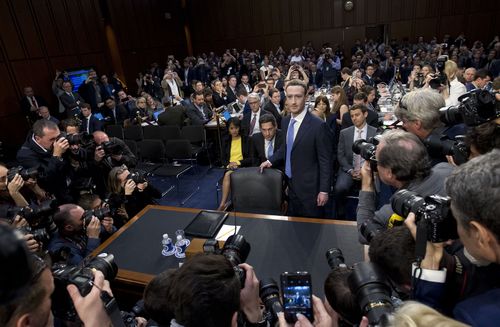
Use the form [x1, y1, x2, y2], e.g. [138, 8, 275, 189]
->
[412, 263, 446, 283]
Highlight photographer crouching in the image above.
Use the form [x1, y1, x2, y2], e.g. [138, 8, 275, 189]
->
[405, 150, 500, 325]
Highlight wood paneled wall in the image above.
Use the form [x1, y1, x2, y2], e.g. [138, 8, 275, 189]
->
[1, 0, 499, 149]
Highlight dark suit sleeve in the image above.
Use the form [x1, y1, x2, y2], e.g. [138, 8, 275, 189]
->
[250, 134, 261, 166]
[16, 146, 66, 184]
[186, 106, 204, 126]
[337, 130, 352, 172]
[316, 122, 333, 193]
[113, 138, 137, 167]
[240, 136, 254, 167]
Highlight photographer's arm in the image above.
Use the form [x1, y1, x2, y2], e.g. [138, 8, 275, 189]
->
[239, 264, 264, 324]
[7, 174, 29, 207]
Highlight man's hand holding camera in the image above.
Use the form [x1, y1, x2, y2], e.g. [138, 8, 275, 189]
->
[101, 217, 114, 234]
[94, 146, 106, 162]
[53, 137, 69, 157]
[7, 173, 24, 196]
[86, 216, 101, 239]
[124, 179, 136, 195]
[239, 263, 263, 324]
[360, 161, 374, 192]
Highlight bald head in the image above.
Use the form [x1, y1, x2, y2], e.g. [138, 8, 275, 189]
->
[93, 131, 109, 145]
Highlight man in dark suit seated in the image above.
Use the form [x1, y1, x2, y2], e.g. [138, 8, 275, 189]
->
[242, 93, 269, 137]
[263, 88, 283, 127]
[261, 79, 333, 218]
[60, 81, 85, 117]
[102, 96, 129, 126]
[20, 86, 48, 124]
[335, 104, 377, 218]
[186, 91, 213, 125]
[80, 103, 103, 134]
[38, 106, 59, 125]
[251, 114, 284, 169]
[157, 100, 186, 128]
[341, 92, 380, 130]
[362, 64, 380, 87]
[225, 75, 238, 104]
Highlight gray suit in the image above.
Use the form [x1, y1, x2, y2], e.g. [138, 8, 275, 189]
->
[186, 103, 212, 126]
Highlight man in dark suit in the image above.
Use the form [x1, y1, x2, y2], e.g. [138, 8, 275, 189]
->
[308, 63, 323, 89]
[78, 69, 103, 111]
[181, 59, 196, 96]
[38, 106, 59, 125]
[80, 103, 103, 134]
[263, 88, 283, 127]
[20, 86, 48, 124]
[102, 97, 129, 126]
[362, 64, 379, 87]
[341, 93, 380, 130]
[261, 80, 333, 218]
[242, 93, 269, 137]
[225, 75, 238, 104]
[186, 91, 212, 125]
[251, 114, 284, 169]
[158, 102, 186, 128]
[60, 81, 85, 117]
[335, 104, 377, 217]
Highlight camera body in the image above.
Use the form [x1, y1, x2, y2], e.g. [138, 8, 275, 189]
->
[82, 206, 111, 225]
[101, 140, 123, 156]
[391, 189, 458, 243]
[423, 133, 468, 165]
[440, 89, 499, 127]
[51, 253, 117, 321]
[7, 166, 39, 182]
[15, 225, 50, 244]
[221, 234, 251, 288]
[126, 170, 148, 184]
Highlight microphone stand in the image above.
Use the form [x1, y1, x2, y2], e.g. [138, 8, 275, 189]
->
[213, 106, 224, 168]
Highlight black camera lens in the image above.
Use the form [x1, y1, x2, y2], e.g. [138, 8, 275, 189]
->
[352, 139, 377, 162]
[259, 278, 283, 324]
[87, 253, 118, 282]
[359, 220, 382, 244]
[222, 234, 250, 266]
[439, 105, 463, 125]
[348, 262, 394, 325]
[391, 190, 425, 219]
[326, 248, 347, 270]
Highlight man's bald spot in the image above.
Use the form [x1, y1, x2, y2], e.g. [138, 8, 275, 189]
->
[93, 131, 109, 144]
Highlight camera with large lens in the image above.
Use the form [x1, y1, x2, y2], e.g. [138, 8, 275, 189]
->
[3, 199, 58, 233]
[51, 253, 118, 321]
[7, 166, 39, 182]
[352, 134, 381, 163]
[423, 133, 469, 165]
[259, 278, 283, 325]
[391, 189, 458, 243]
[439, 89, 499, 127]
[348, 262, 394, 326]
[66, 132, 94, 147]
[82, 207, 111, 225]
[14, 226, 50, 244]
[221, 234, 251, 288]
[326, 248, 347, 270]
[429, 55, 448, 89]
[127, 170, 148, 184]
[101, 140, 123, 156]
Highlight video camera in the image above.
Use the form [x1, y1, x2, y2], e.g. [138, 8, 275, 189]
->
[51, 253, 118, 322]
[7, 166, 39, 182]
[428, 55, 448, 89]
[391, 189, 458, 243]
[439, 89, 499, 127]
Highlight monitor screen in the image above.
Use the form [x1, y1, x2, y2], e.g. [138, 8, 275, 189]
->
[65, 67, 95, 92]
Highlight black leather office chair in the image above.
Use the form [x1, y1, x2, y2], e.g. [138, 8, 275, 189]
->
[230, 167, 284, 215]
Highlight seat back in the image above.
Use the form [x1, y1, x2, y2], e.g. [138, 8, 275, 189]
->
[160, 126, 181, 143]
[124, 125, 143, 141]
[106, 125, 124, 139]
[142, 126, 163, 140]
[230, 167, 284, 214]
[181, 125, 205, 144]
[137, 139, 165, 162]
[165, 139, 192, 160]
[124, 139, 138, 157]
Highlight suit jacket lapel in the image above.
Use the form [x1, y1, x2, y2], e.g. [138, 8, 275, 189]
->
[292, 111, 311, 151]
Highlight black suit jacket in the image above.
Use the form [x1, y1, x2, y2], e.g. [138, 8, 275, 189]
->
[60, 92, 85, 114]
[341, 110, 380, 130]
[309, 72, 324, 88]
[81, 115, 104, 134]
[242, 109, 270, 136]
[102, 105, 129, 125]
[270, 111, 333, 201]
[186, 103, 212, 126]
[221, 135, 253, 167]
[263, 101, 283, 127]
[251, 130, 284, 167]
[226, 87, 237, 104]
[20, 95, 48, 119]
[158, 105, 186, 127]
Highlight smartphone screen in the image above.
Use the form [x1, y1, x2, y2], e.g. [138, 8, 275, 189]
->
[280, 272, 313, 323]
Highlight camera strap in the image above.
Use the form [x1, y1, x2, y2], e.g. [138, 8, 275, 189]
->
[415, 219, 428, 263]
[100, 290, 126, 327]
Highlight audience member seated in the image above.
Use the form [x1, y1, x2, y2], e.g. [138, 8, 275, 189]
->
[186, 90, 213, 125]
[357, 130, 454, 244]
[16, 120, 73, 203]
[242, 93, 269, 137]
[331, 86, 349, 126]
[48, 203, 115, 265]
[107, 165, 159, 217]
[443, 60, 467, 106]
[37, 106, 59, 125]
[103, 96, 130, 126]
[80, 102, 103, 134]
[116, 90, 137, 114]
[60, 80, 85, 117]
[217, 118, 253, 210]
[335, 104, 377, 218]
[157, 99, 186, 127]
[250, 114, 284, 169]
[340, 93, 380, 129]
[263, 87, 283, 127]
[465, 68, 492, 91]
[20, 86, 48, 125]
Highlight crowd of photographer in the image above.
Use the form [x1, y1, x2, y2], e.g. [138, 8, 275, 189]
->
[3, 33, 500, 326]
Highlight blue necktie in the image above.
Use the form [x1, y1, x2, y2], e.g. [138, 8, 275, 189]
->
[285, 119, 296, 178]
[267, 141, 274, 159]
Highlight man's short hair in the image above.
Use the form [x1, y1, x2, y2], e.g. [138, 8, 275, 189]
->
[193, 90, 204, 98]
[324, 267, 362, 325]
[104, 96, 115, 102]
[247, 92, 261, 102]
[361, 85, 375, 95]
[144, 269, 176, 325]
[378, 130, 431, 182]
[465, 121, 500, 155]
[268, 87, 280, 98]
[259, 114, 277, 127]
[341, 67, 352, 75]
[445, 149, 500, 242]
[396, 88, 444, 131]
[369, 226, 416, 286]
[236, 86, 248, 97]
[32, 119, 58, 138]
[285, 79, 307, 94]
[80, 103, 91, 110]
[53, 204, 79, 228]
[167, 254, 240, 327]
[349, 104, 368, 113]
[61, 118, 80, 132]
[353, 92, 367, 103]
[77, 193, 100, 210]
[473, 69, 491, 81]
